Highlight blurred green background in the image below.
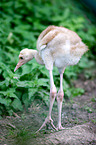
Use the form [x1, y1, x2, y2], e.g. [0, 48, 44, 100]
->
[0, 0, 96, 116]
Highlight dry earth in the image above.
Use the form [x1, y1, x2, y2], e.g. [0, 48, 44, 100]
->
[0, 70, 96, 145]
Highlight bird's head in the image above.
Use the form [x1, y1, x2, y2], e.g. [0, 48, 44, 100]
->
[14, 48, 34, 72]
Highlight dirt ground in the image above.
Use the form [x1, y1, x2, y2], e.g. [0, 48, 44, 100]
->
[0, 70, 96, 145]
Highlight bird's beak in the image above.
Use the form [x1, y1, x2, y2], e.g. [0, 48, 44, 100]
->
[14, 60, 23, 72]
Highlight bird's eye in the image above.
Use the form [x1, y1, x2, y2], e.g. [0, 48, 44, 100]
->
[20, 57, 23, 60]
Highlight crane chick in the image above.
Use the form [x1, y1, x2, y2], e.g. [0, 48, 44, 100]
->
[14, 25, 88, 132]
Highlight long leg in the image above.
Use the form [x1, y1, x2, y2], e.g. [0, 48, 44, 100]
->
[36, 70, 57, 132]
[49, 70, 57, 119]
[57, 68, 65, 130]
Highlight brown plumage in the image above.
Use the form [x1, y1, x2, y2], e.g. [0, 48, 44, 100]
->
[14, 25, 88, 132]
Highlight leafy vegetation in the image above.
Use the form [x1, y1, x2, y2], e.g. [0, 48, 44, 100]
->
[0, 0, 96, 116]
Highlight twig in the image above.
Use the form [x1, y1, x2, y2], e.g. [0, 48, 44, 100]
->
[7, 123, 16, 129]
[13, 112, 20, 118]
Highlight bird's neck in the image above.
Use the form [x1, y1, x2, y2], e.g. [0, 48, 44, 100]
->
[29, 49, 44, 65]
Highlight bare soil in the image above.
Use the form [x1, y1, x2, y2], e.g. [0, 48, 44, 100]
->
[0, 71, 96, 145]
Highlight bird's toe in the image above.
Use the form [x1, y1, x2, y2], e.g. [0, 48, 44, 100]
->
[57, 125, 65, 130]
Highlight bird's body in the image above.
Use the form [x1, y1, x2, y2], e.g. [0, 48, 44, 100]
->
[38, 26, 87, 72]
[14, 25, 88, 132]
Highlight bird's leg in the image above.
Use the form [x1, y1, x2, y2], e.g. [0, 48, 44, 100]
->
[57, 69, 65, 130]
[48, 70, 57, 120]
[36, 70, 57, 133]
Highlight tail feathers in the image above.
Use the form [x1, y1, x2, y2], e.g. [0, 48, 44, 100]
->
[71, 42, 88, 56]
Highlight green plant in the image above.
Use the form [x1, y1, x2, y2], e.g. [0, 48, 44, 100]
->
[91, 119, 96, 124]
[84, 106, 94, 113]
[0, 0, 96, 115]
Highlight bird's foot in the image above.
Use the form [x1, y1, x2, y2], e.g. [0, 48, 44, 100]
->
[57, 125, 65, 130]
[36, 117, 58, 133]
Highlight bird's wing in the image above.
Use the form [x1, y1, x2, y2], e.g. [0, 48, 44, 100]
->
[37, 25, 82, 51]
[37, 26, 63, 50]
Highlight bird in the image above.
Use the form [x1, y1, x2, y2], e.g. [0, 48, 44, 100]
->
[14, 25, 88, 132]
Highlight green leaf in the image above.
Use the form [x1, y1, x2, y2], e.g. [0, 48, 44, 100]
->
[0, 95, 11, 106]
[22, 93, 30, 107]
[21, 64, 32, 75]
[17, 81, 34, 88]
[12, 99, 23, 111]
[0, 88, 18, 99]
[28, 88, 36, 100]
[71, 88, 85, 97]
[79, 57, 95, 68]
[37, 78, 49, 87]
